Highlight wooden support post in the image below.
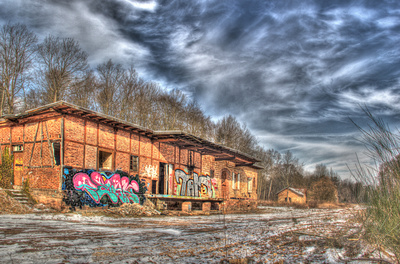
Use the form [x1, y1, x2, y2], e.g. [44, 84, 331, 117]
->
[59, 116, 65, 191]
[40, 122, 43, 167]
[45, 121, 54, 167]
[29, 123, 40, 166]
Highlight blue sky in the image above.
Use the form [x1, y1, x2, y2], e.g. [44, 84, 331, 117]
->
[2, 0, 400, 178]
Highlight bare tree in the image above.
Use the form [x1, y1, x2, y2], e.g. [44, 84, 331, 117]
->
[156, 89, 186, 130]
[67, 70, 96, 109]
[0, 23, 37, 114]
[119, 66, 146, 122]
[184, 100, 209, 137]
[132, 81, 160, 128]
[215, 115, 242, 149]
[37, 35, 88, 103]
[95, 59, 125, 116]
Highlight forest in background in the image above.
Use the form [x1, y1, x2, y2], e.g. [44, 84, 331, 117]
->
[0, 23, 365, 203]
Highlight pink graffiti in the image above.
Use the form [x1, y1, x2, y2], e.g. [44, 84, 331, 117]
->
[211, 178, 218, 189]
[73, 172, 140, 204]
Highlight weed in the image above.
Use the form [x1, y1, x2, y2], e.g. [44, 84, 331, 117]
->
[0, 147, 13, 189]
[351, 107, 400, 263]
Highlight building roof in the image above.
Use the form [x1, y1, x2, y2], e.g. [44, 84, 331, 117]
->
[276, 187, 306, 197]
[1, 101, 261, 168]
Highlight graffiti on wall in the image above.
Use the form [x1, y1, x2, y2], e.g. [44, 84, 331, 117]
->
[142, 165, 158, 180]
[62, 168, 147, 209]
[73, 172, 140, 204]
[14, 158, 23, 171]
[175, 169, 216, 198]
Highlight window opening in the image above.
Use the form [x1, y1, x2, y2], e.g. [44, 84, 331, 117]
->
[99, 150, 113, 170]
[247, 177, 253, 193]
[152, 180, 157, 194]
[12, 145, 23, 152]
[130, 155, 139, 171]
[52, 143, 61, 166]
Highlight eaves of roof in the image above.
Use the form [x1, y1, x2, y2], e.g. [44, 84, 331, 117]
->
[1, 101, 260, 166]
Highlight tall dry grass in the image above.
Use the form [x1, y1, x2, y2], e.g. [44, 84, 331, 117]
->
[351, 108, 400, 262]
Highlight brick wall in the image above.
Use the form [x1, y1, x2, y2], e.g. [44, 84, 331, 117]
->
[98, 124, 115, 150]
[0, 127, 10, 144]
[11, 126, 23, 142]
[116, 129, 130, 153]
[1, 111, 260, 206]
[28, 167, 61, 190]
[65, 116, 84, 143]
[159, 143, 174, 163]
[85, 121, 97, 145]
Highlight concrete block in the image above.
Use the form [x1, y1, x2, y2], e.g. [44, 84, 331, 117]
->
[182, 201, 192, 212]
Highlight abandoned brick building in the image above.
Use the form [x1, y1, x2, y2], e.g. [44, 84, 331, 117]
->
[276, 187, 307, 204]
[0, 101, 260, 211]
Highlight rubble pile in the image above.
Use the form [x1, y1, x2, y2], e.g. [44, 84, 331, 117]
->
[0, 189, 32, 214]
[106, 200, 161, 217]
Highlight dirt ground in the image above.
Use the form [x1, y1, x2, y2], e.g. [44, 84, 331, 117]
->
[0, 205, 389, 264]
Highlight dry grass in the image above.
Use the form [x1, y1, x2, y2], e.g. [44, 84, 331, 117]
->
[0, 189, 32, 214]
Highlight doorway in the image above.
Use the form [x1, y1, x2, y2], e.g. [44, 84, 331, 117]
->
[13, 151, 24, 186]
[221, 169, 229, 199]
[159, 162, 166, 194]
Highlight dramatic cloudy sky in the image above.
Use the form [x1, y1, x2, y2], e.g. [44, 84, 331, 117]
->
[1, 0, 400, 178]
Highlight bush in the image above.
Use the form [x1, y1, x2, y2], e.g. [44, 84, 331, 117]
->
[309, 177, 337, 202]
[0, 147, 13, 189]
[22, 177, 36, 204]
[352, 109, 400, 262]
[307, 200, 318, 208]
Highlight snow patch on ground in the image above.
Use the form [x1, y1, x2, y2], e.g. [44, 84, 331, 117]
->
[0, 206, 381, 263]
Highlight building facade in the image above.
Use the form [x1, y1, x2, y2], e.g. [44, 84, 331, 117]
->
[0, 102, 260, 211]
[277, 187, 307, 204]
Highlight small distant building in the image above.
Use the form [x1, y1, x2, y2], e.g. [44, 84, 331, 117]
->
[277, 187, 307, 204]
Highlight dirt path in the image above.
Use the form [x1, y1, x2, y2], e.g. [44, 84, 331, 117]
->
[0, 206, 369, 263]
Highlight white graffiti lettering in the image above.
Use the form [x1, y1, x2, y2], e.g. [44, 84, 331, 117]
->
[175, 169, 215, 198]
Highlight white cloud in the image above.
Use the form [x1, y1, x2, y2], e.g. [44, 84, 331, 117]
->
[0, 0, 152, 67]
[120, 0, 158, 12]
[376, 16, 400, 28]
[338, 87, 400, 110]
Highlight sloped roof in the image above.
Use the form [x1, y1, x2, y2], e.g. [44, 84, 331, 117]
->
[1, 101, 261, 168]
[276, 187, 306, 197]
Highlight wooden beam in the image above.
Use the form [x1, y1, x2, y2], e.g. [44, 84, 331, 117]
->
[215, 156, 236, 161]
[153, 138, 178, 143]
[44, 121, 54, 167]
[235, 162, 253, 167]
[28, 122, 40, 166]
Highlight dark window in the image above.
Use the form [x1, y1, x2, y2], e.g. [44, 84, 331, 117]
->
[99, 150, 113, 170]
[52, 143, 60, 166]
[152, 180, 157, 194]
[130, 155, 139, 171]
[159, 163, 166, 195]
[210, 170, 214, 178]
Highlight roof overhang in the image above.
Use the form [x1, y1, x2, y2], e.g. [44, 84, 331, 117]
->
[152, 130, 260, 166]
[1, 101, 261, 167]
[1, 101, 152, 135]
